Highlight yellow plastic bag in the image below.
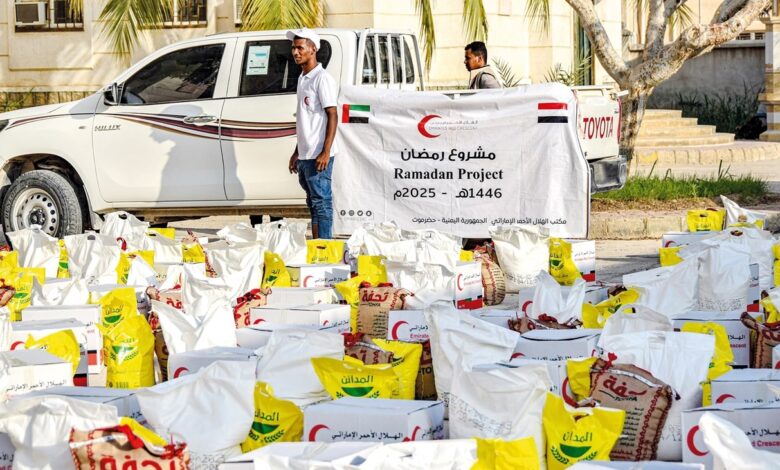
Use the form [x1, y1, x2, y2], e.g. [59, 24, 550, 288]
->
[357, 255, 387, 285]
[119, 417, 169, 447]
[2, 267, 45, 321]
[181, 241, 205, 264]
[372, 339, 423, 400]
[762, 295, 780, 324]
[549, 238, 582, 286]
[681, 322, 734, 406]
[566, 357, 599, 402]
[102, 313, 155, 389]
[774, 244, 780, 288]
[98, 287, 138, 330]
[0, 251, 19, 271]
[306, 240, 346, 264]
[241, 382, 304, 452]
[581, 289, 640, 329]
[460, 250, 475, 262]
[116, 251, 155, 285]
[334, 275, 370, 333]
[262, 251, 291, 288]
[25, 330, 81, 375]
[148, 227, 176, 240]
[311, 356, 399, 399]
[686, 209, 725, 232]
[56, 239, 70, 279]
[471, 437, 540, 470]
[543, 393, 625, 470]
[659, 246, 683, 267]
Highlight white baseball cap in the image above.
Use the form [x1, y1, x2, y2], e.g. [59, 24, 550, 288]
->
[286, 28, 321, 50]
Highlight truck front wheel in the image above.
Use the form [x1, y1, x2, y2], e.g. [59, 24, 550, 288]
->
[2, 170, 84, 237]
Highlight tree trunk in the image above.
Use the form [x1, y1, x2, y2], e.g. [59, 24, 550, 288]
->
[619, 87, 653, 161]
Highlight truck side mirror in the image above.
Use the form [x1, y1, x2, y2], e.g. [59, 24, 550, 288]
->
[103, 83, 121, 106]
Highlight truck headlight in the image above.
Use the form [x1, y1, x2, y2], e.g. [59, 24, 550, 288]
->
[0, 120, 8, 133]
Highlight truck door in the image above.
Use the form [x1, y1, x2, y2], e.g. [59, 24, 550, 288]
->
[92, 39, 233, 203]
[220, 35, 341, 201]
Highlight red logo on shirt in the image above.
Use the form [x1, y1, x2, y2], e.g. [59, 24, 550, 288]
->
[304, 96, 311, 106]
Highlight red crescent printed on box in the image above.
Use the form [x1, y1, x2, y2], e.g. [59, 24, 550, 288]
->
[687, 425, 708, 457]
[391, 321, 408, 340]
[308, 424, 330, 441]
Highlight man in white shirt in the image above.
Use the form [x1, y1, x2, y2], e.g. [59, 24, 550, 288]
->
[287, 28, 339, 239]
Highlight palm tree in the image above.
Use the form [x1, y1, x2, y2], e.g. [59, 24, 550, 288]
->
[98, 0, 488, 72]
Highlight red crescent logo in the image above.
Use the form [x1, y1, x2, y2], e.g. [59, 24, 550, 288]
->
[561, 377, 578, 407]
[511, 352, 524, 359]
[664, 240, 677, 247]
[775, 360, 780, 369]
[715, 394, 735, 404]
[10, 341, 24, 350]
[687, 425, 708, 457]
[303, 275, 314, 287]
[322, 320, 330, 325]
[456, 274, 463, 292]
[391, 321, 408, 340]
[308, 424, 329, 441]
[253, 318, 266, 325]
[417, 114, 441, 138]
[304, 96, 311, 106]
[521, 301, 533, 314]
[173, 367, 189, 379]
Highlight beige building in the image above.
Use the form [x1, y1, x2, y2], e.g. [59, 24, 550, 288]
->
[0, 0, 623, 102]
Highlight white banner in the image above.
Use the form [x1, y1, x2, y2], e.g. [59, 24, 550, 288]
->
[334, 84, 590, 238]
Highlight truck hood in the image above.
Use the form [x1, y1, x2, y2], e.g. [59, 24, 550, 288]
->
[0, 92, 102, 122]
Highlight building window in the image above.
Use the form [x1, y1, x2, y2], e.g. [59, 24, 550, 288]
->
[14, 0, 84, 32]
[163, 0, 208, 27]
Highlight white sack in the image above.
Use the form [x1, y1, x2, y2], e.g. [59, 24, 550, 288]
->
[704, 227, 775, 291]
[126, 255, 160, 288]
[136, 360, 256, 455]
[203, 241, 264, 300]
[6, 227, 60, 278]
[401, 228, 463, 246]
[140, 232, 181, 264]
[598, 304, 673, 348]
[599, 330, 715, 461]
[359, 440, 476, 470]
[346, 222, 403, 258]
[30, 278, 90, 306]
[101, 211, 149, 251]
[680, 242, 751, 312]
[364, 239, 418, 263]
[63, 233, 122, 284]
[622, 258, 698, 318]
[414, 238, 461, 270]
[217, 222, 261, 244]
[240, 442, 383, 470]
[449, 362, 550, 467]
[0, 308, 10, 352]
[0, 395, 118, 470]
[529, 271, 585, 324]
[385, 261, 454, 309]
[255, 328, 344, 405]
[254, 220, 307, 264]
[152, 299, 237, 355]
[425, 302, 519, 406]
[489, 225, 549, 292]
[701, 412, 780, 470]
[721, 195, 768, 229]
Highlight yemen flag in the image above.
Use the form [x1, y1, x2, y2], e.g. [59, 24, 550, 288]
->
[537, 102, 568, 123]
[342, 104, 370, 123]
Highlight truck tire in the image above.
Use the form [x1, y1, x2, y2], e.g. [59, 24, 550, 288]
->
[2, 170, 84, 237]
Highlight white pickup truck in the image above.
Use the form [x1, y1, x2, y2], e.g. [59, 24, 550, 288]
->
[0, 28, 626, 237]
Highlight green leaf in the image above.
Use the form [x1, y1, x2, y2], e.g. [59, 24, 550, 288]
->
[415, 0, 436, 73]
[99, 0, 173, 57]
[241, 0, 323, 31]
[463, 0, 488, 42]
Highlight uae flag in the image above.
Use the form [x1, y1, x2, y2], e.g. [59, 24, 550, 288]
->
[537, 102, 568, 123]
[342, 104, 370, 123]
